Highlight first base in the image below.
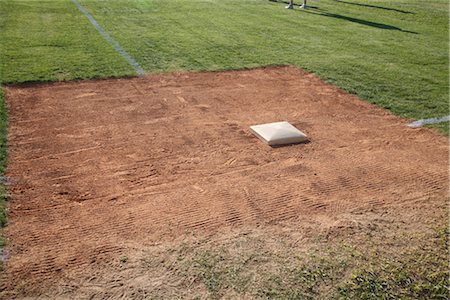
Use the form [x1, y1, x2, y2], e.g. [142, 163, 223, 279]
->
[250, 121, 308, 146]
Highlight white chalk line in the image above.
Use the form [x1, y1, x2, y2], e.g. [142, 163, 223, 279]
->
[407, 116, 450, 128]
[71, 0, 145, 76]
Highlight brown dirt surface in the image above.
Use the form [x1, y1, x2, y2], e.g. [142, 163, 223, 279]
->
[1, 66, 448, 297]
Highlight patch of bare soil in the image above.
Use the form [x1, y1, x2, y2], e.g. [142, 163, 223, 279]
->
[1, 66, 448, 297]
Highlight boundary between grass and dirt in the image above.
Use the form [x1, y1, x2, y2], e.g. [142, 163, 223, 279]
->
[0, 0, 144, 267]
[1, 69, 448, 298]
[0, 0, 448, 288]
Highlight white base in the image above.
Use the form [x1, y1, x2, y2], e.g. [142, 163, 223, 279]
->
[250, 121, 308, 146]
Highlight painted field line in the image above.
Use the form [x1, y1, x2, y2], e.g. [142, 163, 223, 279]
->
[407, 115, 450, 128]
[71, 0, 145, 76]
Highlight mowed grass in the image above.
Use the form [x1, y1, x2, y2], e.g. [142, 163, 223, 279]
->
[0, 0, 135, 83]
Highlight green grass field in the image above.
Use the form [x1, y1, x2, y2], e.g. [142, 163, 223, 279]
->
[0, 0, 448, 294]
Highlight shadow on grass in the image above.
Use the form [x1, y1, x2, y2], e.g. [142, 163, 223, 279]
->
[303, 8, 418, 34]
[270, 0, 414, 15]
[335, 0, 415, 14]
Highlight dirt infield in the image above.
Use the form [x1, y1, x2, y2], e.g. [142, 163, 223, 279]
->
[1, 66, 448, 294]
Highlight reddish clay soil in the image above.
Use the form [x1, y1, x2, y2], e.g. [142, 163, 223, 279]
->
[1, 66, 448, 294]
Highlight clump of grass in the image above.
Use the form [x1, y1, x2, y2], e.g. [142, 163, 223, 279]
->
[257, 245, 358, 299]
[174, 243, 257, 298]
[337, 227, 449, 300]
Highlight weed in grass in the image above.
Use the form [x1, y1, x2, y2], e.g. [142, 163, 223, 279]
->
[257, 246, 356, 299]
[191, 251, 224, 295]
[179, 247, 255, 298]
[337, 227, 449, 300]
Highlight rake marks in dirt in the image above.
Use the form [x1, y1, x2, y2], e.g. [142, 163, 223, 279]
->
[1, 66, 448, 292]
